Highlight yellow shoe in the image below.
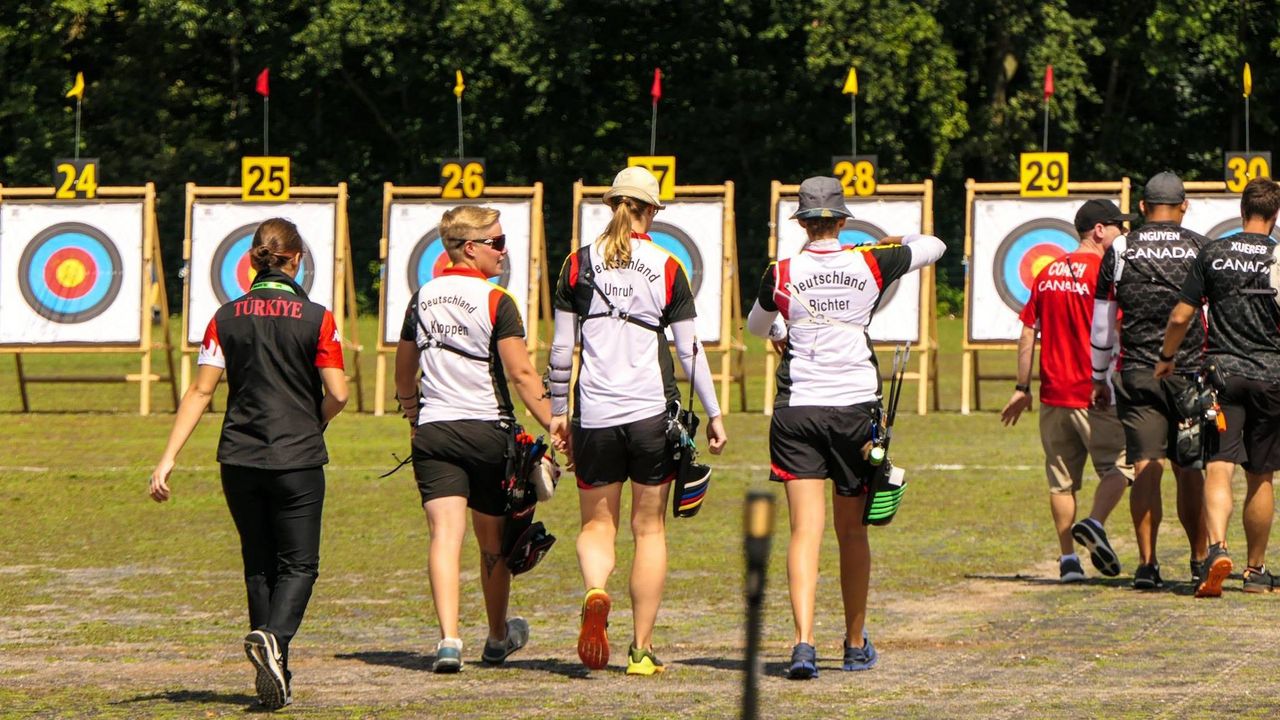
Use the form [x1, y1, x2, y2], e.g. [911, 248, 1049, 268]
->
[577, 588, 610, 670]
[626, 645, 665, 676]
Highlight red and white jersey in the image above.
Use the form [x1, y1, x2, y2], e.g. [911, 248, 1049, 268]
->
[400, 266, 525, 424]
[553, 235, 697, 427]
[754, 236, 945, 408]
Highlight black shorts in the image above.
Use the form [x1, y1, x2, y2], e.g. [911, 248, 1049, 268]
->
[1212, 375, 1280, 473]
[411, 419, 510, 516]
[769, 403, 877, 497]
[1112, 370, 1192, 463]
[573, 412, 674, 488]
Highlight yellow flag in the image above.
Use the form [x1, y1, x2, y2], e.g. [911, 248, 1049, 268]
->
[842, 67, 858, 96]
[1244, 63, 1253, 98]
[66, 72, 84, 100]
[454, 70, 465, 99]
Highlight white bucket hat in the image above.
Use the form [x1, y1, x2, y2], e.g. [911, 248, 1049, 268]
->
[602, 166, 665, 209]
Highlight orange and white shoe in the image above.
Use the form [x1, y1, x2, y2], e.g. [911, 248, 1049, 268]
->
[577, 588, 611, 670]
[1195, 545, 1233, 598]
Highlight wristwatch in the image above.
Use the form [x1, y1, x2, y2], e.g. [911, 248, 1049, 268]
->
[1158, 350, 1175, 362]
[1015, 383, 1031, 393]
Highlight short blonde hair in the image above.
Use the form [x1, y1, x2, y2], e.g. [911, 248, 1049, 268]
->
[440, 206, 500, 261]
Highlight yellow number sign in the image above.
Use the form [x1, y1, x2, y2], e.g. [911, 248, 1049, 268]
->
[1020, 152, 1069, 197]
[832, 155, 878, 197]
[440, 159, 486, 199]
[52, 158, 99, 199]
[627, 156, 677, 201]
[1225, 152, 1272, 193]
[241, 157, 291, 201]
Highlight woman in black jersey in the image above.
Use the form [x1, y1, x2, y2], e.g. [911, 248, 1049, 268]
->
[149, 218, 348, 711]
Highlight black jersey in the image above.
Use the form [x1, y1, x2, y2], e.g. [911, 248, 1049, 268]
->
[1095, 222, 1208, 369]
[198, 269, 345, 469]
[1180, 232, 1280, 382]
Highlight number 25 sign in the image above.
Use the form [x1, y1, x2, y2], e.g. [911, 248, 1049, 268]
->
[241, 157, 291, 201]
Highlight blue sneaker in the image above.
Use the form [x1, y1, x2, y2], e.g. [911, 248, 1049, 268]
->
[787, 642, 818, 680]
[843, 630, 878, 671]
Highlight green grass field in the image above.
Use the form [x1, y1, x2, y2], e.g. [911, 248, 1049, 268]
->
[1, 318, 1277, 719]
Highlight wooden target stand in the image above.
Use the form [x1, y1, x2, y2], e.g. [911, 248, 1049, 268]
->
[960, 178, 1131, 414]
[179, 184, 364, 410]
[762, 180, 940, 416]
[571, 181, 747, 414]
[0, 183, 177, 414]
[372, 183, 551, 416]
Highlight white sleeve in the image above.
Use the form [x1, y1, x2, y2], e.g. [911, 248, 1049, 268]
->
[669, 319, 722, 418]
[746, 300, 786, 340]
[548, 309, 577, 416]
[1090, 299, 1119, 381]
[902, 233, 947, 272]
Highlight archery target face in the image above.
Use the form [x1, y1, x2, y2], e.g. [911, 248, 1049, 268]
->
[384, 200, 532, 346]
[188, 201, 336, 346]
[578, 198, 725, 343]
[209, 223, 317, 304]
[969, 197, 1113, 342]
[776, 198, 924, 343]
[0, 202, 143, 344]
[1182, 195, 1280, 241]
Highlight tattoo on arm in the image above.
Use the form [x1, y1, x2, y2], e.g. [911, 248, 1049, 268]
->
[482, 551, 503, 578]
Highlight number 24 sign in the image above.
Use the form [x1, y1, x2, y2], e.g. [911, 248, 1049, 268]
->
[1019, 152, 1069, 197]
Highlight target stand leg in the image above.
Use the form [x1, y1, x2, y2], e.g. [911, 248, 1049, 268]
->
[14, 355, 30, 413]
[374, 353, 387, 417]
[961, 350, 973, 415]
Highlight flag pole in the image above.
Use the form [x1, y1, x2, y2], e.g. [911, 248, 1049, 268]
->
[264, 96, 269, 156]
[1042, 102, 1048, 153]
[1042, 64, 1054, 152]
[650, 102, 657, 155]
[851, 94, 857, 156]
[454, 70, 465, 158]
[73, 96, 80, 159]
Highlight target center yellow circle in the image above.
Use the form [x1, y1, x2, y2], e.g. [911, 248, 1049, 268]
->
[1030, 255, 1056, 279]
[56, 258, 88, 288]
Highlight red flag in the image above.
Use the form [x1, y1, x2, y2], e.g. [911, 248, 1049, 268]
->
[1043, 64, 1054, 100]
[256, 68, 270, 98]
[651, 68, 662, 106]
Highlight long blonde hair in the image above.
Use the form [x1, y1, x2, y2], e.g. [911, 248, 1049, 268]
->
[595, 197, 648, 269]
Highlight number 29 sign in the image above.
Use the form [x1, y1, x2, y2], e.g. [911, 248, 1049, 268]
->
[1019, 152, 1069, 197]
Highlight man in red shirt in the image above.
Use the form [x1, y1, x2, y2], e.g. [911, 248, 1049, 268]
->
[1002, 200, 1136, 581]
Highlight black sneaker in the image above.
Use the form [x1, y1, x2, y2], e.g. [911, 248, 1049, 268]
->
[787, 642, 818, 680]
[244, 630, 290, 710]
[482, 617, 529, 665]
[1190, 558, 1205, 584]
[1071, 519, 1120, 577]
[1196, 544, 1232, 598]
[1133, 563, 1163, 590]
[1059, 556, 1085, 583]
[1243, 566, 1276, 594]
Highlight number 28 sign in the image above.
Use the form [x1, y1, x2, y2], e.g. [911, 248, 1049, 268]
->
[1019, 152, 1069, 197]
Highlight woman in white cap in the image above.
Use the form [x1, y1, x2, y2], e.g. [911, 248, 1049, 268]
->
[547, 166, 727, 675]
[747, 176, 945, 679]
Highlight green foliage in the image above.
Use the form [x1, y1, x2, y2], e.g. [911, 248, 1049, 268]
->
[0, 0, 1276, 313]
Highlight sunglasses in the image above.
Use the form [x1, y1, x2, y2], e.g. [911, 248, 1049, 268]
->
[454, 234, 506, 252]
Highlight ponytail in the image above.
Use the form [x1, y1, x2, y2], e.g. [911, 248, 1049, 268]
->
[595, 197, 648, 269]
[248, 218, 304, 273]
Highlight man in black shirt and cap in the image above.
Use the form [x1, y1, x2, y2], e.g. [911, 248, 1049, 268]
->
[1156, 177, 1280, 597]
[1090, 171, 1209, 589]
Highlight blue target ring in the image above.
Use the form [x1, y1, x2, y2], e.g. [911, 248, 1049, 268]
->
[211, 223, 315, 304]
[992, 218, 1079, 312]
[649, 221, 703, 294]
[18, 222, 123, 323]
[406, 227, 511, 293]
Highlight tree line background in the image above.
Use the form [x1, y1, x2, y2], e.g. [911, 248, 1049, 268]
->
[2, 0, 1277, 316]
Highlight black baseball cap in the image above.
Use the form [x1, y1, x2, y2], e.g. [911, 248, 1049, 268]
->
[1074, 199, 1138, 232]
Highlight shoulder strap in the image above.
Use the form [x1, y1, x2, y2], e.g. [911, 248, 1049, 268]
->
[1238, 243, 1280, 301]
[411, 289, 492, 363]
[574, 245, 665, 334]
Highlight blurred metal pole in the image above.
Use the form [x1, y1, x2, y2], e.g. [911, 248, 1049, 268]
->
[742, 490, 775, 720]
